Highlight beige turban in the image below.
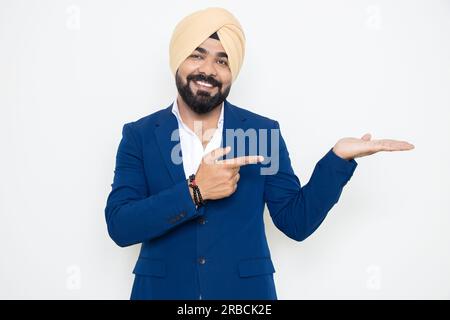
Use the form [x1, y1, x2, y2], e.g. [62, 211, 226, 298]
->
[169, 7, 246, 83]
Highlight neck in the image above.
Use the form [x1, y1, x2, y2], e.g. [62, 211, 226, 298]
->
[176, 95, 222, 133]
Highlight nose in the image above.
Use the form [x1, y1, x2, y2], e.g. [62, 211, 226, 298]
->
[196, 56, 217, 78]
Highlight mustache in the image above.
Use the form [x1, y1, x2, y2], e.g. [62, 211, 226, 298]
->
[187, 74, 221, 88]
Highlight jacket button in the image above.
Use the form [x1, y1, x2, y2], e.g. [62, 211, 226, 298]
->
[198, 217, 206, 225]
[180, 211, 186, 218]
[198, 257, 206, 265]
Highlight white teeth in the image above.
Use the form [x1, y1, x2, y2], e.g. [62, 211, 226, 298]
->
[196, 81, 213, 88]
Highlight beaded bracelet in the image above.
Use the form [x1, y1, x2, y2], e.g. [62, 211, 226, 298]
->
[188, 174, 205, 207]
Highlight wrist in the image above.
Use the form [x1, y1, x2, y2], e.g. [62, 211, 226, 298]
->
[332, 146, 351, 161]
[188, 174, 206, 207]
[187, 180, 197, 204]
[194, 178, 208, 201]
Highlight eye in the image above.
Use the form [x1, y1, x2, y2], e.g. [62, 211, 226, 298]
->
[191, 54, 203, 59]
[218, 60, 229, 66]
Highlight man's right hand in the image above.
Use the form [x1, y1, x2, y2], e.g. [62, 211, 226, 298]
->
[192, 146, 264, 201]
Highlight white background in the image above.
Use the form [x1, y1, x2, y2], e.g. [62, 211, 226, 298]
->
[1, 0, 449, 299]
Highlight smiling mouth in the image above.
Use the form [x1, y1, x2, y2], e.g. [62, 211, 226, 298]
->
[193, 80, 216, 90]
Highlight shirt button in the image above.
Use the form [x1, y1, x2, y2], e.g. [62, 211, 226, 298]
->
[198, 257, 206, 265]
[198, 217, 206, 225]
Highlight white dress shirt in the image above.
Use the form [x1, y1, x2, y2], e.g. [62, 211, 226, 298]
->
[171, 98, 224, 179]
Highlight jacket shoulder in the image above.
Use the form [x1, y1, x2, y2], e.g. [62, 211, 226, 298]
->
[230, 103, 278, 128]
[124, 106, 171, 132]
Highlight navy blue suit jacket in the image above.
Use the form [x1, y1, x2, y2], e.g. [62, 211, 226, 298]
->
[105, 99, 358, 300]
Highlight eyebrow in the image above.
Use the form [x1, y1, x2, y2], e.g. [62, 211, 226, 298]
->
[194, 47, 228, 59]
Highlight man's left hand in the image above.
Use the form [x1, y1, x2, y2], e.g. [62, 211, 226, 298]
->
[332, 133, 415, 160]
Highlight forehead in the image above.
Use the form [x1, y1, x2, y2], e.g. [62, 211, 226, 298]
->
[195, 37, 225, 54]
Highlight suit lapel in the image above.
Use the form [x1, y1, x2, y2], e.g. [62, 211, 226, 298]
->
[154, 103, 186, 184]
[221, 99, 248, 160]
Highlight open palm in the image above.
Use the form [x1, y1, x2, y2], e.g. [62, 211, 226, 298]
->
[332, 133, 415, 160]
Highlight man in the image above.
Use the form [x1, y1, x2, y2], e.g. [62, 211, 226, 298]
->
[105, 7, 414, 300]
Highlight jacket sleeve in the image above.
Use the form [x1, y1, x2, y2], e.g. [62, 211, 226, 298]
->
[264, 121, 358, 242]
[104, 123, 201, 247]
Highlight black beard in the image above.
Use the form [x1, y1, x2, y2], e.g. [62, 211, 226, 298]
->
[175, 70, 231, 115]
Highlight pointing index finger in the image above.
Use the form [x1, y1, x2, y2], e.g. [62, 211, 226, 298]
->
[216, 155, 265, 167]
